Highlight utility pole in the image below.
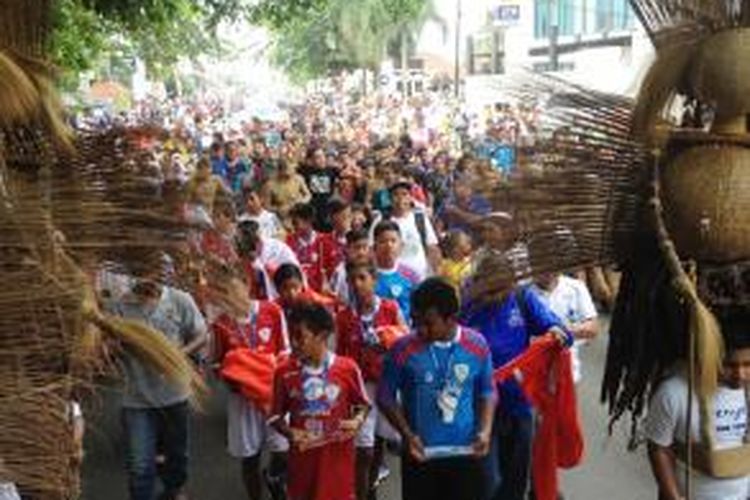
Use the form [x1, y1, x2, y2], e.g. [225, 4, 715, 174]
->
[549, 0, 559, 71]
[454, 0, 462, 97]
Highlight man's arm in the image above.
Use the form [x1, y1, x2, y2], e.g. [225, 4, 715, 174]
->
[297, 175, 312, 203]
[473, 351, 496, 457]
[427, 244, 443, 275]
[180, 292, 209, 356]
[377, 399, 426, 462]
[424, 217, 442, 273]
[569, 318, 599, 341]
[522, 288, 573, 347]
[647, 442, 685, 500]
[376, 349, 426, 462]
[570, 280, 600, 340]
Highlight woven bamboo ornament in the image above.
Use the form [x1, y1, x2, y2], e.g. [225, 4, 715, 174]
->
[603, 0, 750, 487]
[0, 3, 204, 499]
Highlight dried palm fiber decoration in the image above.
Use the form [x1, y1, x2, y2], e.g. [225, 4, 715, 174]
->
[602, 0, 750, 485]
[0, 2, 204, 499]
[463, 72, 648, 305]
[462, 0, 750, 485]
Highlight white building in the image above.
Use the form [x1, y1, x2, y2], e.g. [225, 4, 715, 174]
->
[412, 0, 654, 99]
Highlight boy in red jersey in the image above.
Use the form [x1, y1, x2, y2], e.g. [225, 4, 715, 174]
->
[336, 261, 406, 500]
[286, 203, 333, 293]
[210, 272, 289, 500]
[318, 198, 352, 275]
[270, 301, 370, 500]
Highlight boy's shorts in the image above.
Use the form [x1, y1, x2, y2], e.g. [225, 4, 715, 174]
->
[227, 391, 289, 458]
[355, 382, 401, 448]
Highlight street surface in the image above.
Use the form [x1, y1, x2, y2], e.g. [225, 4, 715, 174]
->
[82, 319, 655, 499]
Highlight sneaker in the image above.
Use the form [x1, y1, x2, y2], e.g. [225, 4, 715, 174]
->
[373, 464, 390, 488]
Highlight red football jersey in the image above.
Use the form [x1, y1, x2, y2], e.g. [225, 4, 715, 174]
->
[201, 229, 238, 266]
[212, 300, 288, 362]
[318, 231, 347, 276]
[286, 231, 338, 293]
[335, 298, 403, 382]
[271, 354, 369, 500]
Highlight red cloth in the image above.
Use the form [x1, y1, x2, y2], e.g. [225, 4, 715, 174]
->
[493, 335, 585, 500]
[271, 354, 369, 500]
[213, 301, 288, 413]
[274, 288, 339, 312]
[335, 299, 406, 382]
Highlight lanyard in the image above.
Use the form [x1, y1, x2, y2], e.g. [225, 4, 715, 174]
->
[301, 352, 334, 413]
[356, 296, 381, 346]
[238, 302, 259, 349]
[429, 333, 459, 387]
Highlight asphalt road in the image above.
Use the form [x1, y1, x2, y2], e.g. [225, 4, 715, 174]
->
[82, 319, 655, 500]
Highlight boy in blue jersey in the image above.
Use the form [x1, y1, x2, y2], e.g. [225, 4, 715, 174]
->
[462, 284, 572, 500]
[372, 220, 420, 322]
[378, 277, 495, 500]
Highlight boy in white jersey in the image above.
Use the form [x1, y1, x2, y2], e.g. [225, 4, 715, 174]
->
[645, 309, 750, 500]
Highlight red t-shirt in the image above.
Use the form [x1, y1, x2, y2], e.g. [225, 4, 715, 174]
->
[286, 231, 335, 293]
[335, 298, 403, 382]
[201, 229, 238, 266]
[271, 354, 369, 500]
[318, 231, 347, 275]
[212, 301, 288, 362]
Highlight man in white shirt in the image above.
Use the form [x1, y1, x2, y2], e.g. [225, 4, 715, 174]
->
[534, 272, 599, 383]
[239, 185, 285, 241]
[645, 312, 750, 500]
[370, 181, 441, 280]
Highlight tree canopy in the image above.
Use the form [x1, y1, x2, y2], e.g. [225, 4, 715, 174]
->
[260, 0, 439, 83]
[48, 0, 440, 88]
[50, 0, 226, 87]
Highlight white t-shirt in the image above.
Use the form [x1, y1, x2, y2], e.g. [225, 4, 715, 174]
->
[372, 210, 438, 280]
[329, 261, 351, 306]
[645, 375, 750, 500]
[536, 276, 597, 383]
[259, 237, 300, 271]
[239, 210, 284, 241]
[258, 237, 302, 298]
[0, 484, 19, 500]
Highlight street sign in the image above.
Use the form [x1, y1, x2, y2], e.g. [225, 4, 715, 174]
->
[492, 4, 521, 27]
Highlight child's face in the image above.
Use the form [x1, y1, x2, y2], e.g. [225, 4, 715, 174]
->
[456, 234, 473, 258]
[292, 217, 314, 235]
[244, 192, 262, 213]
[347, 239, 371, 264]
[391, 187, 413, 213]
[289, 322, 325, 361]
[381, 167, 395, 184]
[214, 212, 234, 234]
[349, 267, 376, 300]
[352, 211, 367, 230]
[279, 278, 304, 305]
[412, 309, 454, 342]
[723, 348, 750, 389]
[374, 230, 401, 264]
[333, 208, 352, 233]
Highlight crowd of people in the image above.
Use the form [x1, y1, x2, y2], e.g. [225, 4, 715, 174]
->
[10, 71, 739, 500]
[82, 90, 610, 500]
[80, 87, 750, 500]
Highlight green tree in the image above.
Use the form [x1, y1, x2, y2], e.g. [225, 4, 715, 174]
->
[50, 0, 227, 87]
[265, 0, 438, 83]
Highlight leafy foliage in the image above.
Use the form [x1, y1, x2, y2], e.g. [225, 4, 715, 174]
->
[49, 0, 226, 86]
[265, 0, 437, 82]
